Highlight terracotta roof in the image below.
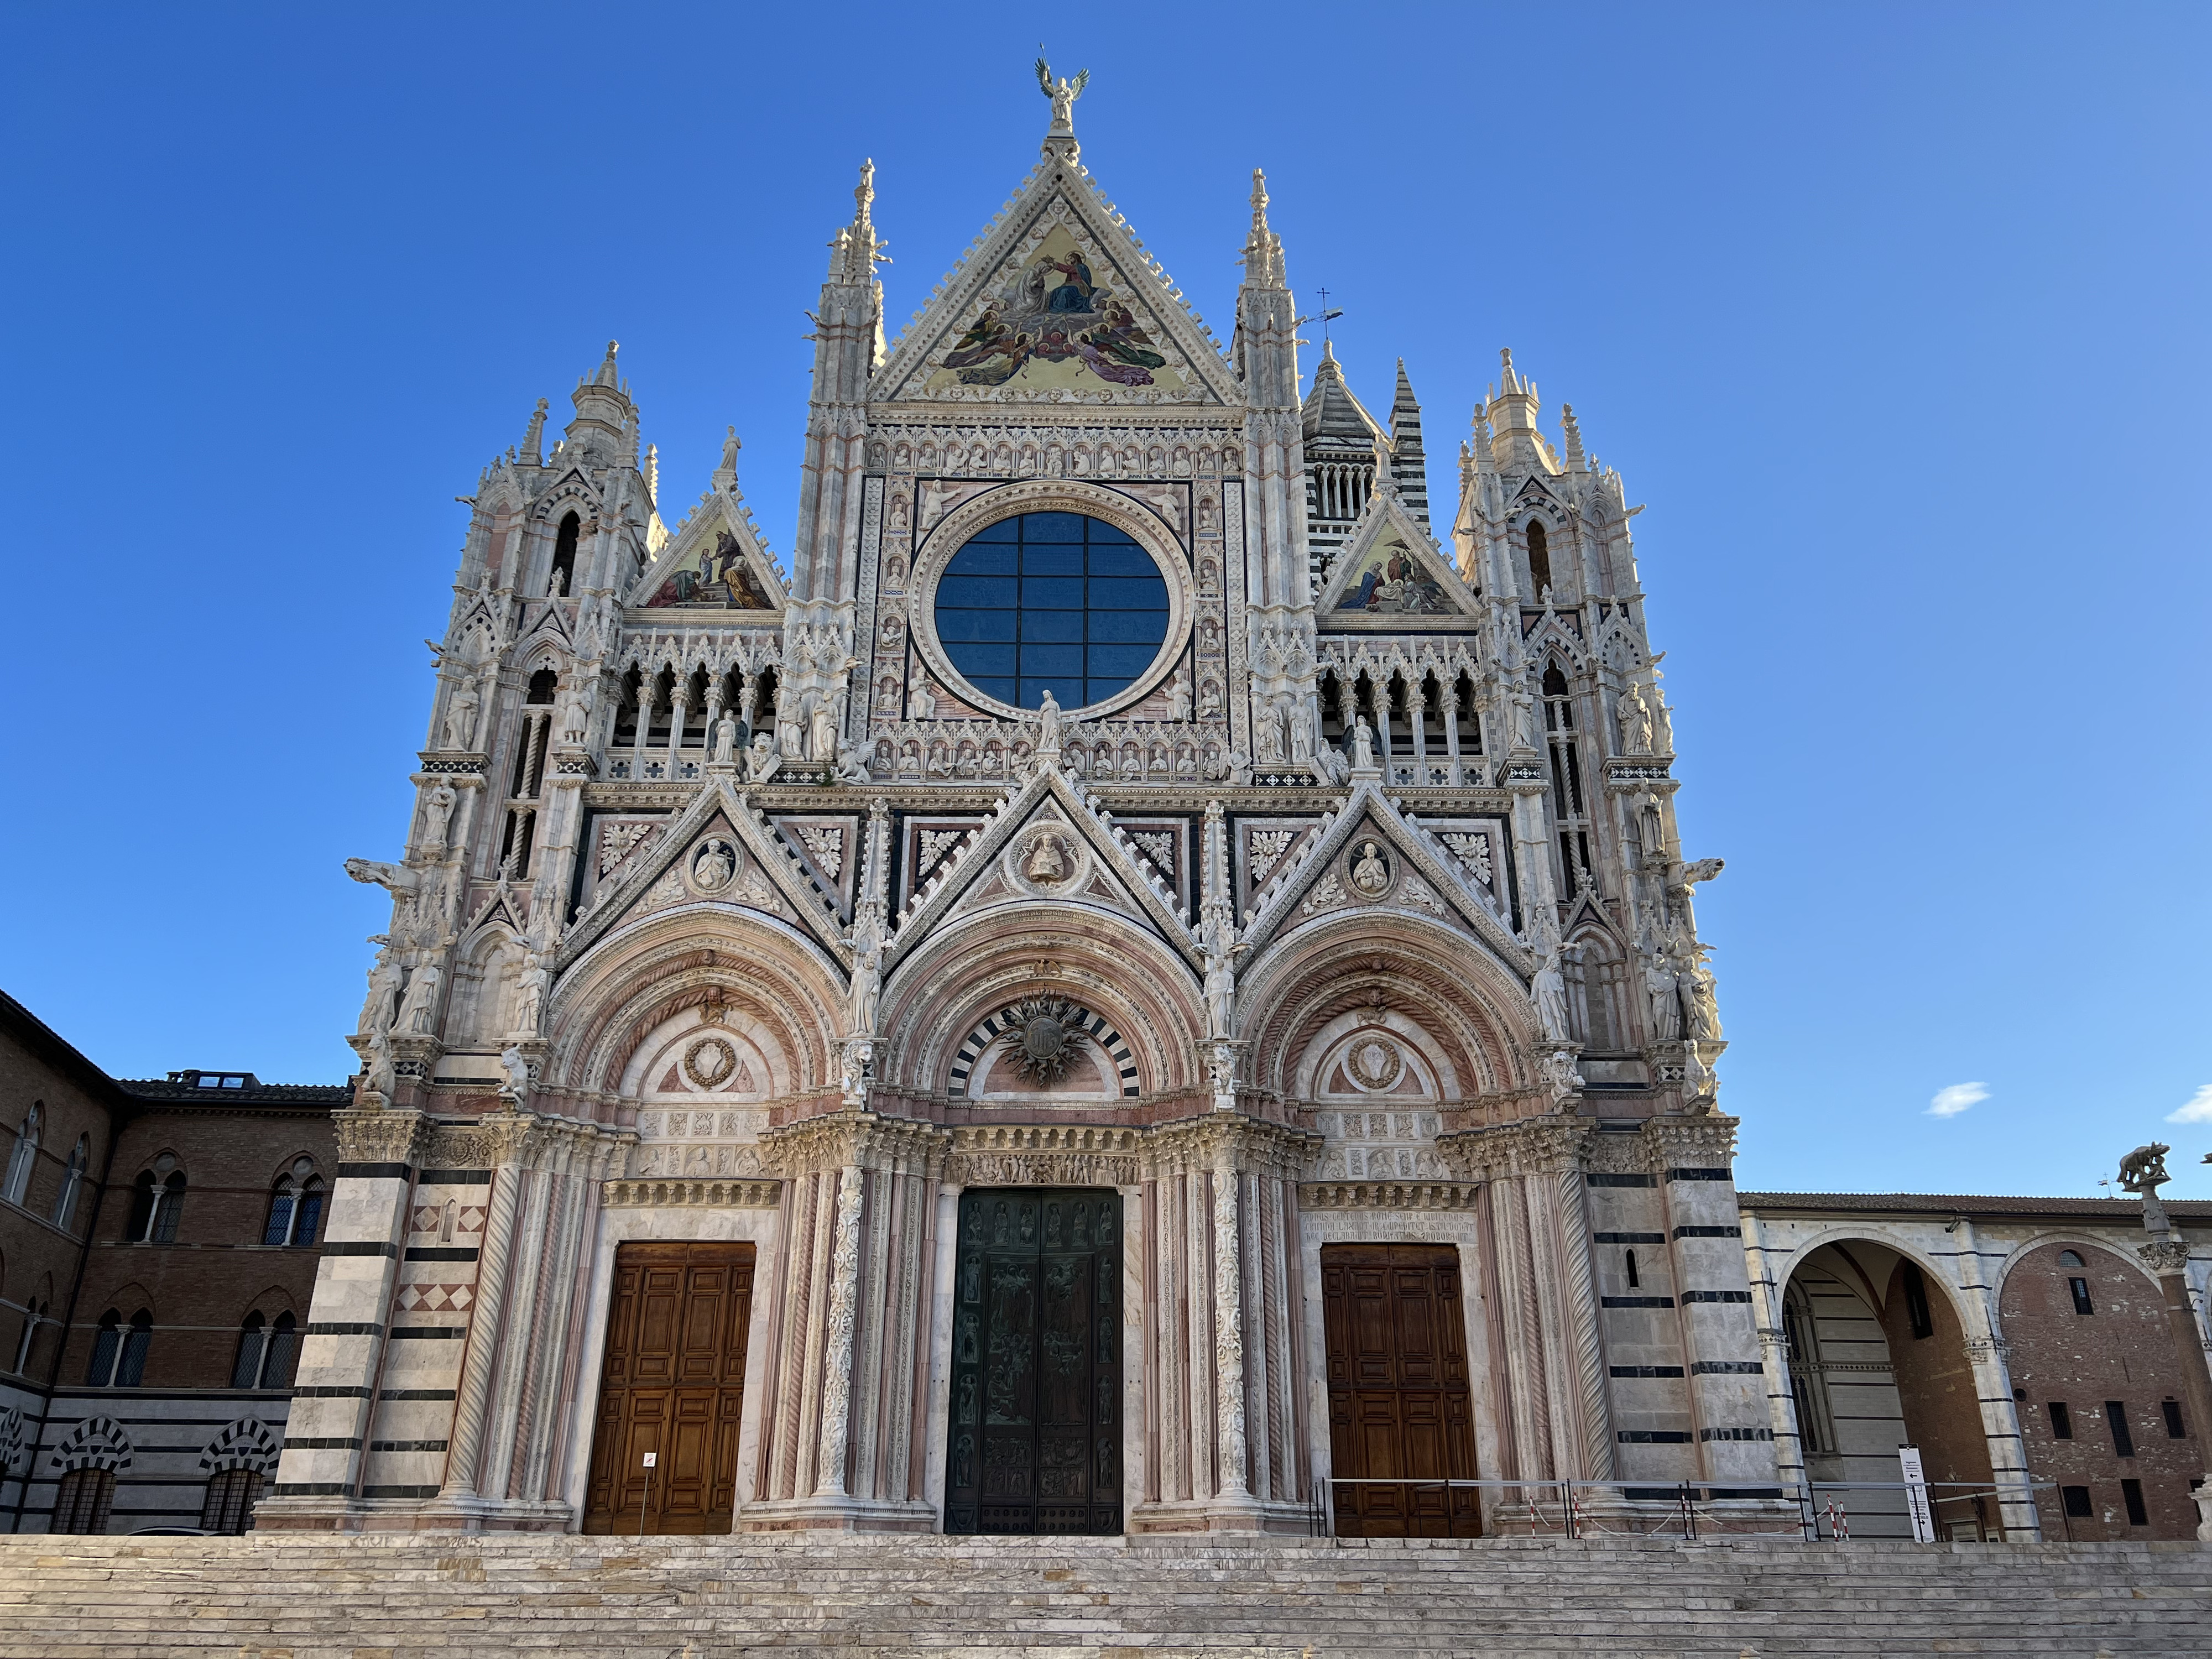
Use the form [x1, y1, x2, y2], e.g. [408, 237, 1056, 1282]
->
[118, 1073, 351, 1107]
[1738, 1190, 2211, 1220]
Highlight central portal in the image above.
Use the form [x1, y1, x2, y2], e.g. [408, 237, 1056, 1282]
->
[944, 1188, 1122, 1535]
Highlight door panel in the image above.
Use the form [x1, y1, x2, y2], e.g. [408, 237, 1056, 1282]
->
[946, 1188, 1120, 1536]
[1321, 1243, 1480, 1538]
[583, 1241, 754, 1534]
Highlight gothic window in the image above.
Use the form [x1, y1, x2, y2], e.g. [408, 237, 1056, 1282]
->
[229, 1311, 298, 1390]
[3, 1102, 40, 1204]
[1543, 665, 1594, 895]
[51, 1469, 115, 1535]
[1525, 518, 1552, 598]
[86, 1308, 153, 1387]
[1901, 1261, 1934, 1339]
[1318, 671, 1347, 747]
[127, 1168, 187, 1242]
[51, 1134, 87, 1228]
[1567, 935, 1629, 1052]
[932, 511, 1170, 711]
[550, 511, 581, 596]
[1454, 671, 1483, 754]
[1782, 1279, 1835, 1455]
[525, 669, 558, 705]
[200, 1468, 262, 1535]
[12, 1290, 49, 1375]
[263, 1162, 323, 1246]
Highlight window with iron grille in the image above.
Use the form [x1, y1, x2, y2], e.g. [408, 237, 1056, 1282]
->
[199, 1468, 262, 1535]
[51, 1469, 114, 1535]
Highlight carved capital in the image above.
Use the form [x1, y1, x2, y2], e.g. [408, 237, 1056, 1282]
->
[1646, 1113, 1740, 1166]
[2140, 1239, 2193, 1276]
[332, 1107, 430, 1166]
[1436, 1114, 1591, 1182]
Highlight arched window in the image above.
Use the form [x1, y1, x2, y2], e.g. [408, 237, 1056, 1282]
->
[1525, 519, 1552, 598]
[51, 1468, 116, 1534]
[1782, 1280, 1835, 1455]
[12, 1295, 46, 1376]
[87, 1308, 153, 1387]
[230, 1312, 296, 1389]
[525, 667, 559, 705]
[51, 1134, 87, 1229]
[550, 511, 581, 597]
[1542, 665, 1594, 895]
[127, 1167, 187, 1243]
[263, 1162, 324, 1246]
[200, 1468, 262, 1535]
[3, 1102, 41, 1204]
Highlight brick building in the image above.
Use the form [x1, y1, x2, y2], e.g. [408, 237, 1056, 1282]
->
[0, 992, 343, 1534]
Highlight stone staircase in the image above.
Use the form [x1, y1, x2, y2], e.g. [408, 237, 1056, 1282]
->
[2, 1532, 2209, 1658]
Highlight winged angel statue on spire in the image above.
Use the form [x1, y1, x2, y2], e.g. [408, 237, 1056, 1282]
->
[1037, 56, 1088, 134]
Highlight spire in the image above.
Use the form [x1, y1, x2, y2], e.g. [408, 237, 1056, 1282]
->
[1241, 169, 1285, 288]
[1388, 358, 1431, 524]
[643, 442, 659, 504]
[830, 159, 888, 285]
[1498, 347, 1521, 395]
[594, 340, 620, 388]
[1561, 403, 1587, 472]
[520, 398, 547, 466]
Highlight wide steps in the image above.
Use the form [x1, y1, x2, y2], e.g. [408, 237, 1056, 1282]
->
[2, 1534, 2208, 1657]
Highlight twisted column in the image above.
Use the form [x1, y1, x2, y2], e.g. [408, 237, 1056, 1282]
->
[440, 1115, 531, 1499]
[812, 1165, 865, 1496]
[1212, 1156, 1250, 1498]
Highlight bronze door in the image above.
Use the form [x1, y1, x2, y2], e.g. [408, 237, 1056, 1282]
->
[1322, 1243, 1481, 1537]
[945, 1189, 1121, 1536]
[583, 1241, 754, 1535]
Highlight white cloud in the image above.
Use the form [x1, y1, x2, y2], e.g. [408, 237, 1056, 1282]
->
[1927, 1082, 1989, 1119]
[2166, 1086, 2212, 1125]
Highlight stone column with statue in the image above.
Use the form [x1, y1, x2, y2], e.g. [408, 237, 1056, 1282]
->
[2119, 1141, 2212, 1540]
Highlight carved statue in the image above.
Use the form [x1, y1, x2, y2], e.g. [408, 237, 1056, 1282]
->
[776, 712, 805, 759]
[2119, 1142, 2173, 1196]
[1543, 1046, 1585, 1104]
[808, 697, 838, 763]
[1288, 700, 1317, 766]
[1683, 956, 1723, 1042]
[1166, 672, 1192, 723]
[833, 738, 873, 784]
[747, 731, 777, 780]
[1350, 716, 1376, 773]
[1035, 690, 1064, 754]
[1531, 932, 1572, 1042]
[1025, 831, 1069, 886]
[1641, 953, 1682, 1042]
[397, 962, 444, 1035]
[497, 1042, 531, 1103]
[1035, 57, 1089, 132]
[712, 711, 739, 763]
[441, 680, 481, 752]
[418, 783, 456, 854]
[1619, 681, 1655, 755]
[512, 950, 549, 1036]
[558, 685, 590, 747]
[1199, 918, 1245, 1040]
[357, 953, 404, 1037]
[910, 678, 937, 718]
[361, 1026, 396, 1101]
[847, 913, 884, 1035]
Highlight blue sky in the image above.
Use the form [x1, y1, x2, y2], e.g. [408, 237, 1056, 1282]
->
[2, 3, 2205, 1196]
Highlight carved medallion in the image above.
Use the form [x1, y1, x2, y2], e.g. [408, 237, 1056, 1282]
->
[1348, 839, 1394, 899]
[690, 838, 739, 894]
[1349, 1036, 1404, 1091]
[684, 1036, 738, 1091]
[998, 995, 1091, 1086]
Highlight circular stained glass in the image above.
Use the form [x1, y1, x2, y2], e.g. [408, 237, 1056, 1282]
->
[933, 511, 1170, 711]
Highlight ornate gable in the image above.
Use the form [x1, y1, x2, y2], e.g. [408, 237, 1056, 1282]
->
[1316, 491, 1482, 626]
[627, 485, 785, 615]
[873, 156, 1239, 409]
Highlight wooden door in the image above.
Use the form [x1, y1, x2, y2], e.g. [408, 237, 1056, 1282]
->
[1322, 1243, 1481, 1537]
[944, 1190, 1121, 1536]
[583, 1241, 754, 1535]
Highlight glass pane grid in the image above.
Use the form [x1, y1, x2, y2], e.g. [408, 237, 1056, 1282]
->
[938, 514, 1169, 711]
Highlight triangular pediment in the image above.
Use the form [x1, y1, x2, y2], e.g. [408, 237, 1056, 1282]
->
[883, 762, 1198, 973]
[874, 161, 1240, 409]
[627, 487, 785, 615]
[1238, 782, 1529, 973]
[1316, 493, 1482, 624]
[557, 780, 850, 973]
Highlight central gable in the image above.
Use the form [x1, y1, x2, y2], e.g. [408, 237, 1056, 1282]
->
[875, 164, 1239, 409]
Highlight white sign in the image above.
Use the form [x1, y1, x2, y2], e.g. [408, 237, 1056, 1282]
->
[1898, 1444, 1936, 1542]
[641, 1452, 658, 1468]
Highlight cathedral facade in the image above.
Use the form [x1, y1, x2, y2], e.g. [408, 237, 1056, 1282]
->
[262, 87, 1776, 1537]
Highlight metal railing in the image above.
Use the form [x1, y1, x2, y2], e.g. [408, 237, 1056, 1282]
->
[1312, 1476, 2060, 1543]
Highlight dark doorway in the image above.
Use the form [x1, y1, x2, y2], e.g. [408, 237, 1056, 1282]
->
[945, 1188, 1122, 1535]
[1321, 1242, 1481, 1537]
[583, 1241, 754, 1534]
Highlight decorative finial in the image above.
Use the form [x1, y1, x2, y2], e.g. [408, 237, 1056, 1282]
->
[1561, 402, 1586, 471]
[719, 425, 741, 475]
[1036, 55, 1089, 139]
[1250, 168, 1270, 223]
[594, 340, 620, 388]
[854, 159, 875, 222]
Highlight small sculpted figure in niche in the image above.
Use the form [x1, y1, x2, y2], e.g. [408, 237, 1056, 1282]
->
[1618, 680, 1655, 755]
[398, 962, 443, 1035]
[512, 950, 549, 1036]
[747, 731, 776, 780]
[1025, 832, 1070, 886]
[1349, 841, 1391, 898]
[419, 782, 456, 854]
[1166, 671, 1192, 722]
[1289, 701, 1317, 766]
[847, 912, 883, 1035]
[808, 697, 838, 762]
[358, 953, 403, 1037]
[1531, 935, 1572, 1043]
[712, 711, 739, 763]
[442, 681, 481, 751]
[1035, 688, 1064, 752]
[1642, 951, 1682, 1042]
[692, 840, 736, 893]
[1349, 716, 1376, 772]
